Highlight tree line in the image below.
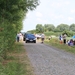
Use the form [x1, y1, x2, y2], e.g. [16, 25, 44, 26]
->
[0, 0, 39, 59]
[28, 23, 75, 36]
[35, 23, 75, 32]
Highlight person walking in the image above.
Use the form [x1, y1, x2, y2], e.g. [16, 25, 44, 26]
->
[41, 32, 45, 43]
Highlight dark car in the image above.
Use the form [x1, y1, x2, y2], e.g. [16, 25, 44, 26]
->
[23, 33, 36, 43]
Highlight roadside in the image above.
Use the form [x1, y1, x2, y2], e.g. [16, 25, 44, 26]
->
[0, 39, 75, 75]
[44, 38, 75, 55]
[24, 40, 75, 75]
[0, 42, 35, 75]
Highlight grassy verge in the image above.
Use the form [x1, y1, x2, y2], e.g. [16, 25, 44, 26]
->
[0, 42, 34, 75]
[45, 38, 75, 54]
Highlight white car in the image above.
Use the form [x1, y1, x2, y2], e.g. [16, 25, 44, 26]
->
[35, 34, 41, 39]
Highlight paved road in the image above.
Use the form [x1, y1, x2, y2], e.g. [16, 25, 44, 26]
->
[24, 42, 75, 75]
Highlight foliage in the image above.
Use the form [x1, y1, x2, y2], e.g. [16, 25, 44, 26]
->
[27, 29, 36, 34]
[28, 23, 75, 38]
[36, 24, 44, 33]
[44, 24, 55, 32]
[69, 23, 75, 32]
[56, 24, 69, 32]
[28, 23, 75, 37]
[0, 42, 34, 75]
[62, 30, 74, 37]
[35, 23, 71, 33]
[44, 31, 56, 36]
[0, 0, 39, 59]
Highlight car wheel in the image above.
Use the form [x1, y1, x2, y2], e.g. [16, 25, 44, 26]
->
[34, 40, 36, 43]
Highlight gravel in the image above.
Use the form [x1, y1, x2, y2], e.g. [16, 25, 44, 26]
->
[25, 42, 75, 75]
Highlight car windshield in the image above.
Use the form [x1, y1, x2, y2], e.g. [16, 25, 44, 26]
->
[27, 34, 35, 38]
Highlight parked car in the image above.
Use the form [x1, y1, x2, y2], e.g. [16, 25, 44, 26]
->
[23, 33, 36, 43]
[35, 34, 41, 39]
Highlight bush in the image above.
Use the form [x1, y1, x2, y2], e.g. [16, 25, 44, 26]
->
[62, 31, 74, 37]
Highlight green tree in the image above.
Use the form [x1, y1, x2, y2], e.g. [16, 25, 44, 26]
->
[47, 24, 55, 31]
[44, 24, 49, 32]
[36, 24, 44, 33]
[69, 24, 75, 32]
[56, 24, 69, 32]
[27, 29, 36, 34]
[0, 0, 39, 59]
[44, 24, 55, 32]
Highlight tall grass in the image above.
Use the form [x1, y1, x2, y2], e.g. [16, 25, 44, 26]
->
[0, 42, 34, 75]
[0, 62, 25, 75]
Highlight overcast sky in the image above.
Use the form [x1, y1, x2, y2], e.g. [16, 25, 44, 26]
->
[21, 0, 75, 32]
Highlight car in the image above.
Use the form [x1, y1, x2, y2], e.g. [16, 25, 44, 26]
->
[24, 33, 36, 43]
[35, 34, 41, 39]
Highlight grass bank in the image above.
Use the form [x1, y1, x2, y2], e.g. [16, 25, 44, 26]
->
[45, 38, 75, 54]
[0, 42, 34, 75]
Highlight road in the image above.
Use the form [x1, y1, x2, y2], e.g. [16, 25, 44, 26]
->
[24, 42, 75, 75]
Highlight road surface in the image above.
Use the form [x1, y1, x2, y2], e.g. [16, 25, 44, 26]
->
[24, 42, 75, 75]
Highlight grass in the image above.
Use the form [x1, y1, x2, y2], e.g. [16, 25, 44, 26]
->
[45, 38, 75, 54]
[0, 42, 35, 75]
[0, 38, 74, 75]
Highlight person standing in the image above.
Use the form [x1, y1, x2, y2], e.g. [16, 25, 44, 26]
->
[63, 34, 67, 44]
[41, 32, 45, 43]
[59, 35, 63, 44]
[16, 33, 20, 42]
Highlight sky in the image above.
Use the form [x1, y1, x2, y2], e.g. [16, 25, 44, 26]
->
[21, 0, 75, 32]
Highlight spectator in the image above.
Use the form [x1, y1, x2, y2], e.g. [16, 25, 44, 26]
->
[41, 32, 45, 43]
[19, 32, 23, 41]
[68, 39, 74, 46]
[63, 34, 67, 44]
[59, 35, 63, 44]
[16, 33, 20, 42]
[66, 40, 69, 45]
[59, 35, 61, 40]
[73, 40, 75, 45]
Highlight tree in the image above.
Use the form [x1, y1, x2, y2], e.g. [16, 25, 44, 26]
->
[69, 24, 75, 32]
[47, 24, 55, 31]
[0, 0, 39, 59]
[27, 29, 36, 34]
[36, 24, 44, 33]
[44, 24, 55, 32]
[44, 24, 49, 32]
[56, 24, 69, 32]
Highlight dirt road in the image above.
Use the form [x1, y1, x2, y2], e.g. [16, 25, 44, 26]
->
[24, 42, 75, 75]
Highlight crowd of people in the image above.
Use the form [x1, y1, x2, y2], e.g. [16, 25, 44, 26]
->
[66, 39, 75, 46]
[16, 32, 75, 46]
[16, 32, 46, 43]
[59, 34, 75, 46]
